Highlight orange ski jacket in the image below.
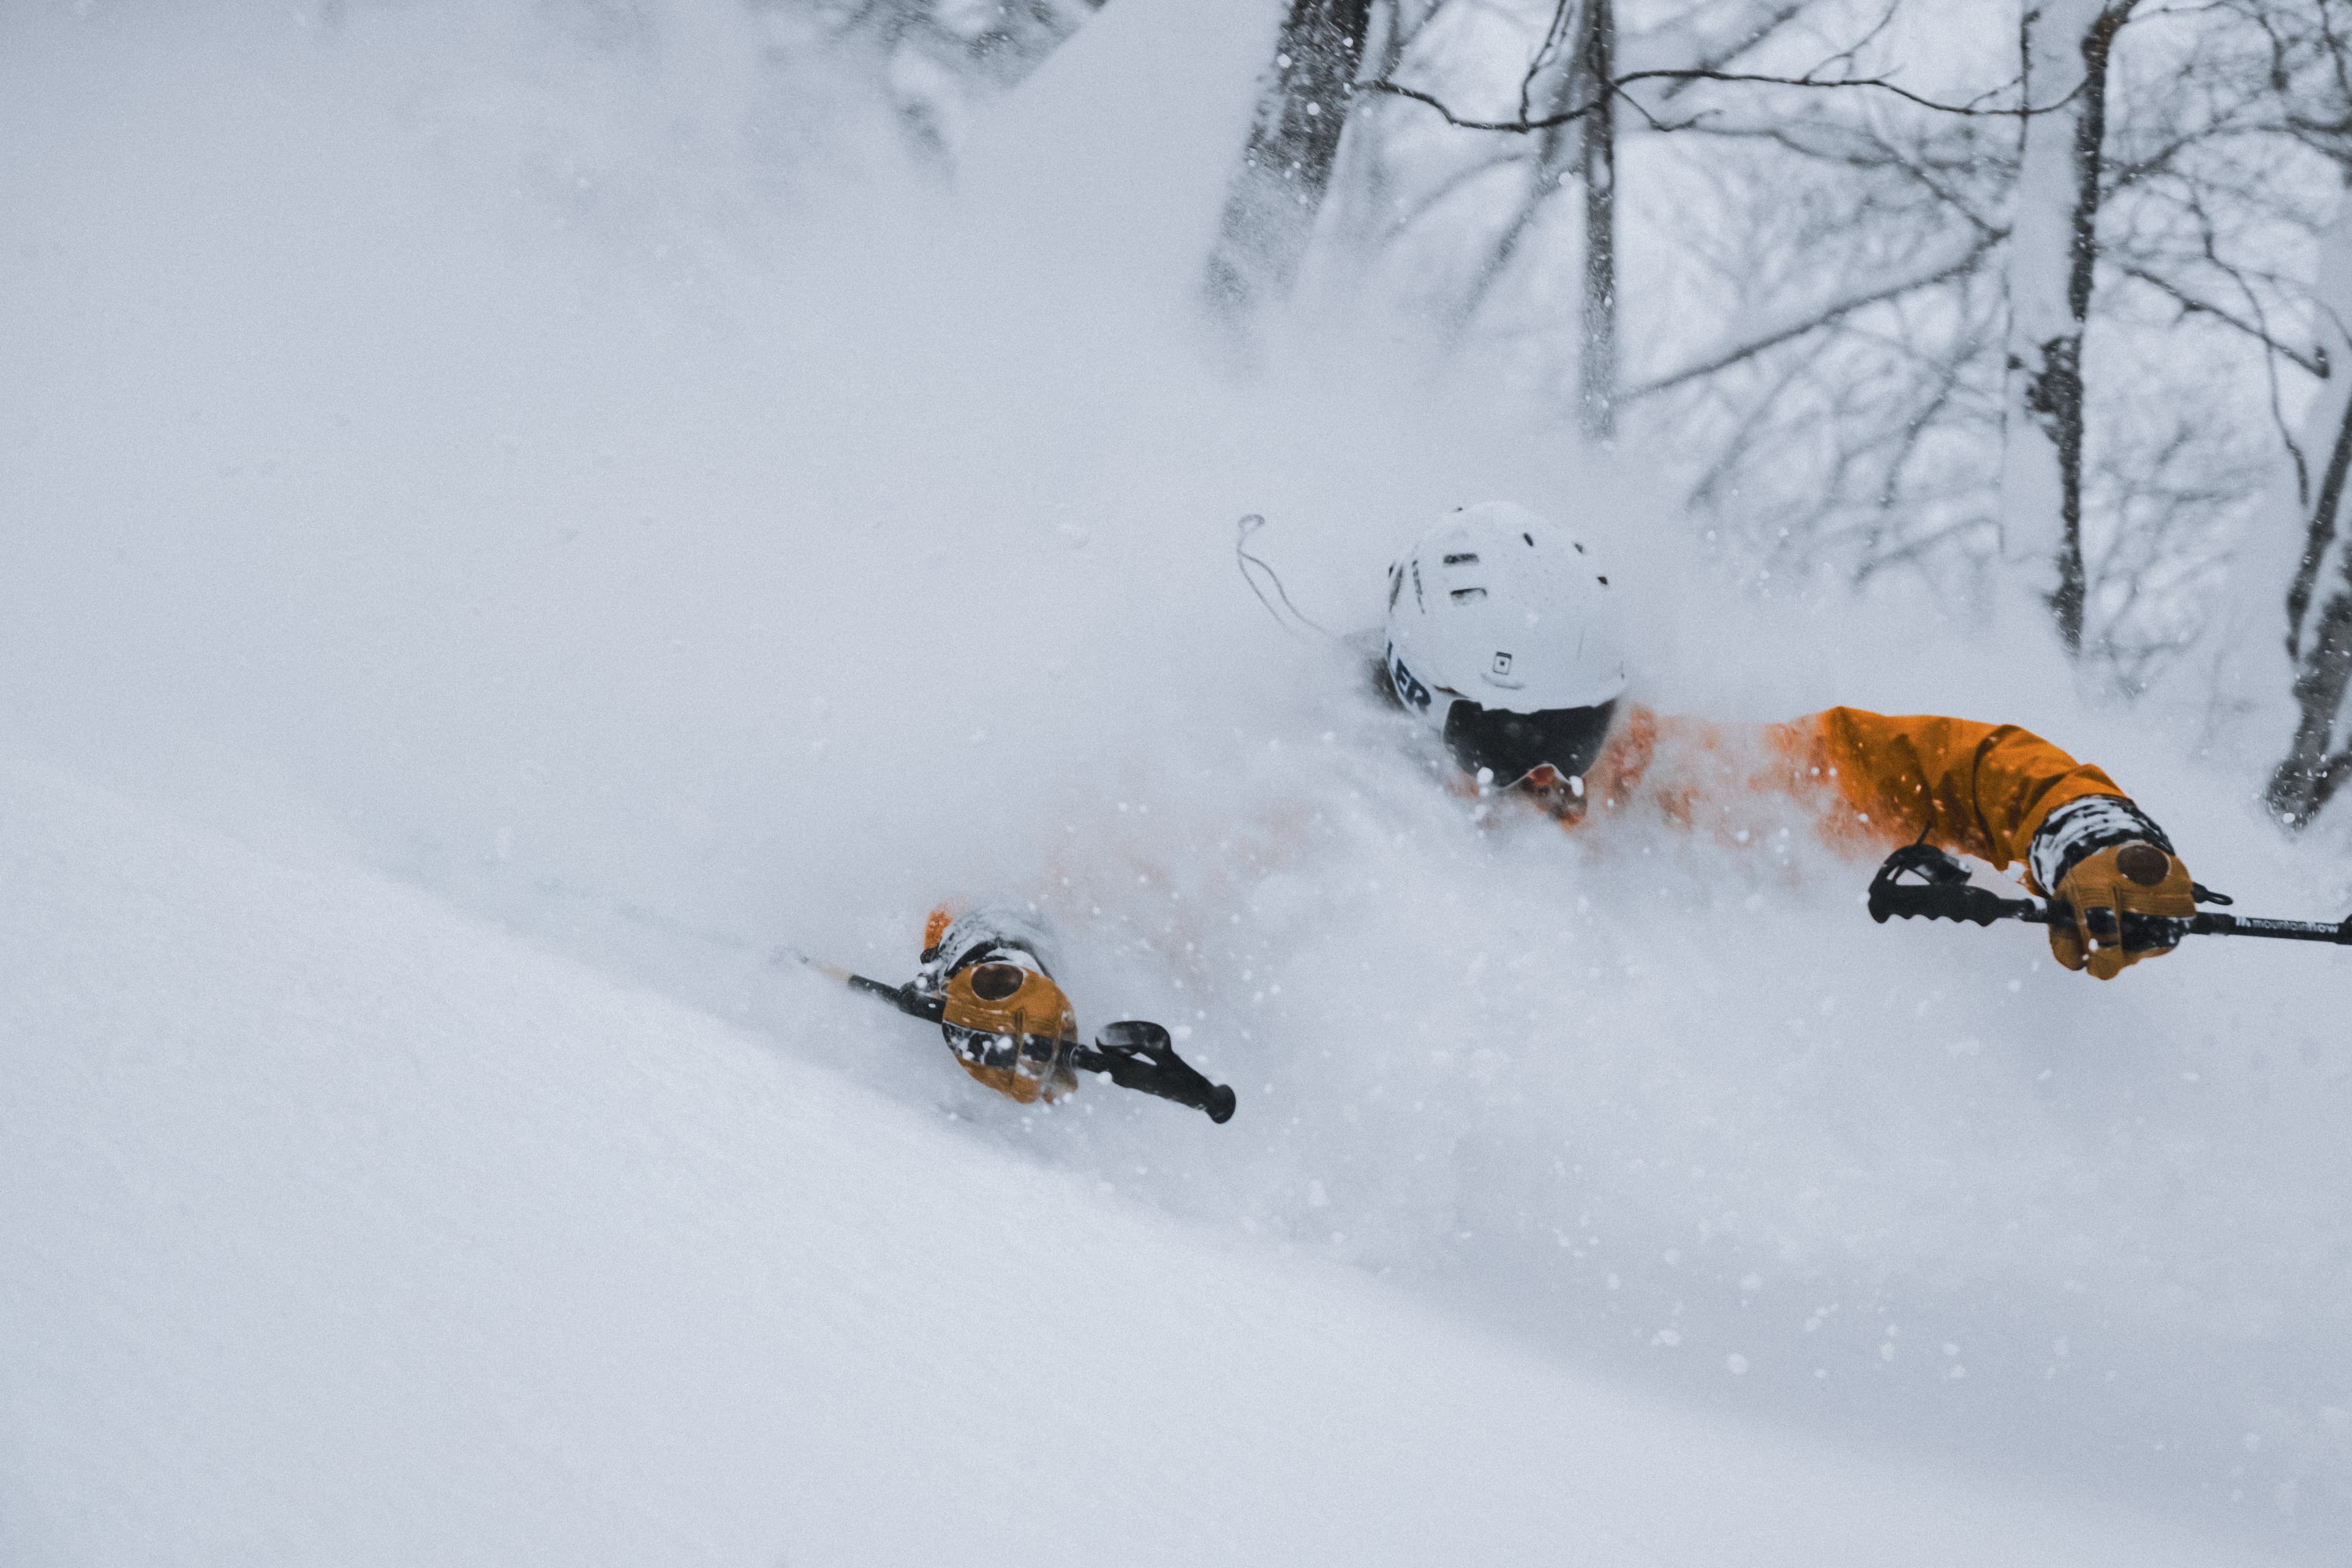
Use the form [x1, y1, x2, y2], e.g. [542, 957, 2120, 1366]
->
[1569, 705, 2130, 892]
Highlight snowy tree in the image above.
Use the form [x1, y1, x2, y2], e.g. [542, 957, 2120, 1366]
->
[1204, 0, 1382, 322]
[1193, 0, 2352, 796]
[1997, 0, 2138, 654]
[1320, 0, 1819, 423]
[2260, 7, 2352, 825]
[2269, 216, 2352, 825]
[1275, 0, 2352, 725]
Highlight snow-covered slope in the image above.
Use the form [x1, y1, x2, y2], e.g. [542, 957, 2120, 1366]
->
[2, 4, 2348, 1563]
[0, 756, 2290, 1567]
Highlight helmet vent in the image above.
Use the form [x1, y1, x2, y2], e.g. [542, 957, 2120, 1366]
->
[1525, 533, 1536, 546]
[1443, 552, 1479, 566]
[1450, 587, 1488, 603]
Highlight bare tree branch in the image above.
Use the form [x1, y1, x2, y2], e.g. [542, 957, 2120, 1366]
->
[1516, 0, 1577, 127]
[2115, 262, 2329, 373]
[1366, 64, 2091, 134]
[1627, 230, 1999, 400]
[1624, 0, 1813, 103]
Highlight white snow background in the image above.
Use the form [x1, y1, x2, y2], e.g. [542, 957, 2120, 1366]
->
[2, 1, 2347, 1562]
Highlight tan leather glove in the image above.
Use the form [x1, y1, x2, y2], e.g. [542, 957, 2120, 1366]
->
[940, 960, 1080, 1104]
[2048, 840, 2195, 980]
[923, 903, 1080, 1104]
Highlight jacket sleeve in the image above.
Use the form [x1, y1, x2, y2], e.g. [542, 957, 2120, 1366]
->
[1785, 707, 2130, 879]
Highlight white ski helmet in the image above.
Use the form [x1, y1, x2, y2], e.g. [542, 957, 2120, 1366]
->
[1382, 502, 1629, 785]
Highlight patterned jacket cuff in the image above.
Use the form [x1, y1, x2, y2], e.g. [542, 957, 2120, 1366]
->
[2027, 796, 2174, 894]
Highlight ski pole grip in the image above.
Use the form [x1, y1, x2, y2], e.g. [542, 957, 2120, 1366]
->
[1154, 1076, 1238, 1124]
[1091, 1022, 1237, 1124]
[1868, 878, 2035, 927]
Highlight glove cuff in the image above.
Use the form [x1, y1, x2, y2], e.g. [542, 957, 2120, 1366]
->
[2028, 795, 2174, 895]
[918, 903, 1064, 986]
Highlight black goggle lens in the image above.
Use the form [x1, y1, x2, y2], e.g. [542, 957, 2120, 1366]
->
[1442, 699, 1615, 788]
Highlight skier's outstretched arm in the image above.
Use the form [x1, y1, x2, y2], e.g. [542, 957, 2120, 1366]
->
[1794, 707, 2194, 979]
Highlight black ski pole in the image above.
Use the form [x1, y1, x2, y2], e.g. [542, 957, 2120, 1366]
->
[1865, 844, 2352, 946]
[1072, 1020, 1238, 1125]
[777, 947, 945, 1022]
[780, 949, 1237, 1122]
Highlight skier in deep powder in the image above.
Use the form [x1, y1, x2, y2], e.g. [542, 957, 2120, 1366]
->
[907, 502, 2200, 1110]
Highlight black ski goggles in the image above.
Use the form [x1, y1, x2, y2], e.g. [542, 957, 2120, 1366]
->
[1441, 698, 1616, 788]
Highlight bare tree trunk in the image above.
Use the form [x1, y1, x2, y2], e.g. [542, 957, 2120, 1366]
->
[2268, 551, 2352, 826]
[2268, 214, 2352, 826]
[1204, 0, 1376, 322]
[1578, 0, 1617, 439]
[1998, 0, 2135, 652]
[1447, 0, 1803, 417]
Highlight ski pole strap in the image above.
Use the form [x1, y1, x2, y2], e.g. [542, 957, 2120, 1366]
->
[1865, 847, 2352, 946]
[1072, 1020, 1238, 1124]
